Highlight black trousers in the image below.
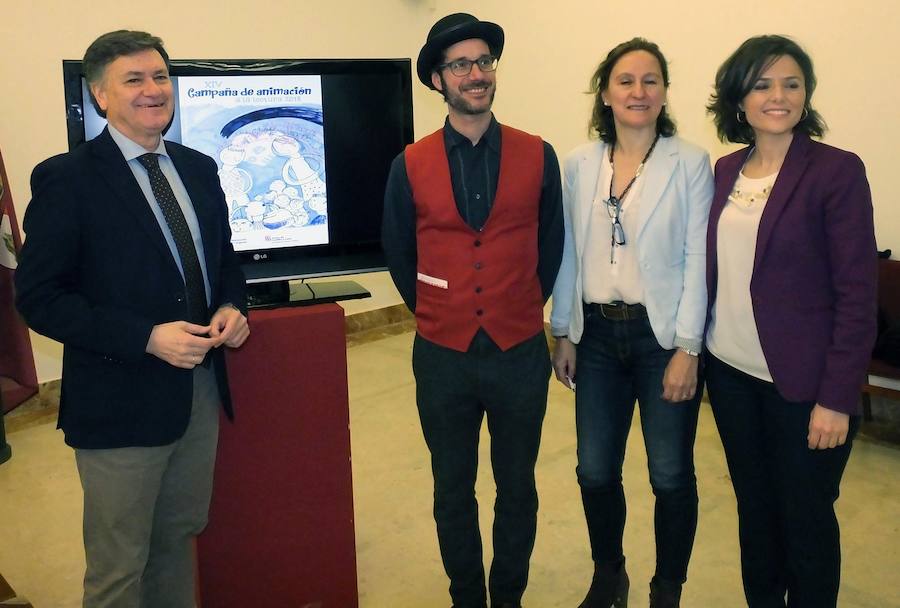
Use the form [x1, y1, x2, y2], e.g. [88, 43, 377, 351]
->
[705, 353, 857, 608]
[413, 329, 550, 607]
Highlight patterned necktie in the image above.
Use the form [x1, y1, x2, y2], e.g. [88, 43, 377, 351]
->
[137, 153, 209, 326]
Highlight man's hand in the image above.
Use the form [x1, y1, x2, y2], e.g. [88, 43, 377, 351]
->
[146, 321, 217, 369]
[209, 305, 250, 349]
[661, 349, 699, 402]
[808, 404, 850, 449]
[552, 337, 577, 390]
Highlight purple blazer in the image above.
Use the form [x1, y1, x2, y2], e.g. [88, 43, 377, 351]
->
[706, 133, 877, 414]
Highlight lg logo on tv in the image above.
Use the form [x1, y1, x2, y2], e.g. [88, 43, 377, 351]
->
[253, 253, 268, 261]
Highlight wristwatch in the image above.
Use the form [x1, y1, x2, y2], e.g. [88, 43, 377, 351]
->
[678, 347, 700, 357]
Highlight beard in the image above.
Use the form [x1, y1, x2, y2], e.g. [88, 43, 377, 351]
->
[439, 74, 495, 115]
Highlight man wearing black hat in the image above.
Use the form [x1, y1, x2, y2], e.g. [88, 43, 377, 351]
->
[382, 12, 563, 608]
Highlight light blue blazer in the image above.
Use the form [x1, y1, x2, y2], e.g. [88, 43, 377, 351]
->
[550, 135, 713, 351]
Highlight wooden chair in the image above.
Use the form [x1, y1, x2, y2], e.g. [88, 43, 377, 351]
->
[861, 257, 900, 421]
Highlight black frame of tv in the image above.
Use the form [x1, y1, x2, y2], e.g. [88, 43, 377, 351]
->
[62, 57, 414, 304]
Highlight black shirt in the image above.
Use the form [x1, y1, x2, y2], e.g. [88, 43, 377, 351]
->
[382, 115, 564, 312]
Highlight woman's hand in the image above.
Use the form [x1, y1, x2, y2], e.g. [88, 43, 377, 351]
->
[808, 404, 850, 449]
[661, 349, 699, 402]
[552, 337, 577, 390]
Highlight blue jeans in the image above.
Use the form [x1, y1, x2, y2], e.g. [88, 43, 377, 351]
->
[413, 329, 550, 607]
[574, 310, 700, 583]
[706, 353, 857, 608]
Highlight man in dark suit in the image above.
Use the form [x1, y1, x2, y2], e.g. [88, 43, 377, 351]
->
[15, 30, 249, 607]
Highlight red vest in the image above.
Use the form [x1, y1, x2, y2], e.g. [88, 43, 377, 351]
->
[405, 125, 545, 352]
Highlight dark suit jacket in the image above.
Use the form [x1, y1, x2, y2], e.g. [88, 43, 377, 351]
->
[706, 134, 877, 414]
[16, 128, 247, 448]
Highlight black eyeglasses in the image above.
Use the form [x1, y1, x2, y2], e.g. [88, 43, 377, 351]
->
[602, 133, 659, 263]
[438, 55, 499, 77]
[605, 196, 626, 262]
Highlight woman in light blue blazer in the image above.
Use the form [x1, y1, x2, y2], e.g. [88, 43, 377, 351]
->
[550, 38, 713, 608]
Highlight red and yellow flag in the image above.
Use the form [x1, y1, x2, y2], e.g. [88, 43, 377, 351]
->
[0, 148, 38, 412]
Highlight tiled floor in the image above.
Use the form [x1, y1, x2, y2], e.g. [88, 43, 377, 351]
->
[1, 330, 899, 607]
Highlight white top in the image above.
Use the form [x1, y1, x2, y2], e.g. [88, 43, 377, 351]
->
[582, 152, 646, 304]
[707, 170, 778, 381]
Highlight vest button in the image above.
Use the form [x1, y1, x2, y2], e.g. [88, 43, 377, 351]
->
[474, 240, 482, 247]
[474, 262, 483, 270]
[476, 309, 484, 316]
[475, 286, 483, 293]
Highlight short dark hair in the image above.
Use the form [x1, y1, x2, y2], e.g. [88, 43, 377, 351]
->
[588, 38, 676, 144]
[83, 30, 170, 117]
[707, 34, 826, 144]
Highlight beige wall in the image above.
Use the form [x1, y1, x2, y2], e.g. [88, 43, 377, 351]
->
[3, 0, 896, 381]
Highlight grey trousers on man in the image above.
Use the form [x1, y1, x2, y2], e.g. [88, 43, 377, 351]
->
[74, 364, 220, 608]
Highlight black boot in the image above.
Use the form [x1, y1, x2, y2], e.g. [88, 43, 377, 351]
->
[649, 577, 682, 608]
[578, 560, 629, 608]
[578, 483, 628, 607]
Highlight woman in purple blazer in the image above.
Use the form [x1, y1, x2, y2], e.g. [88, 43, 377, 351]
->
[705, 35, 877, 608]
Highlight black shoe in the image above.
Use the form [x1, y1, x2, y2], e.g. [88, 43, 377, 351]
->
[492, 603, 522, 608]
[578, 560, 629, 608]
[649, 577, 682, 608]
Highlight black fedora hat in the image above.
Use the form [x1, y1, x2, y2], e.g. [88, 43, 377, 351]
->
[416, 13, 504, 89]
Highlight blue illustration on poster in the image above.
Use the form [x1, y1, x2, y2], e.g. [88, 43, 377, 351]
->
[177, 74, 327, 251]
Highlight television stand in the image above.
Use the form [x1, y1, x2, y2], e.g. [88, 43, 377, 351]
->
[246, 279, 370, 309]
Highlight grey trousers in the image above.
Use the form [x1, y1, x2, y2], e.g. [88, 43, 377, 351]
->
[74, 364, 220, 608]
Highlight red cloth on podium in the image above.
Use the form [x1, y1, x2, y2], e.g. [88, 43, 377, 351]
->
[197, 304, 358, 607]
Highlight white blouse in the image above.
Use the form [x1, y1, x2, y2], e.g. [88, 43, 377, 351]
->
[707, 170, 778, 381]
[582, 152, 646, 305]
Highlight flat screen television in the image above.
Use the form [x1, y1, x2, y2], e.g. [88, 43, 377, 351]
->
[62, 57, 414, 307]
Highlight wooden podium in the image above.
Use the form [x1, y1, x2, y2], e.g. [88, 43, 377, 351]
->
[197, 304, 358, 607]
